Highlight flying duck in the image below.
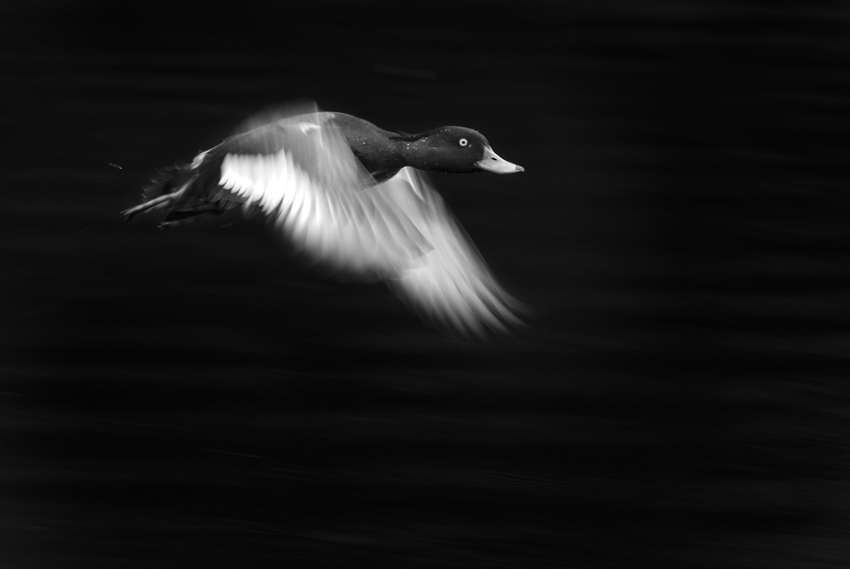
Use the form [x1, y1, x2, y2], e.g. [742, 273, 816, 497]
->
[122, 105, 525, 336]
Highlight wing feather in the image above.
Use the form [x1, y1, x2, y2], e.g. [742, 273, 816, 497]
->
[217, 112, 521, 335]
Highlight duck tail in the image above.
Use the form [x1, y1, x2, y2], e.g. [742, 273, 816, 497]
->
[121, 152, 233, 227]
[120, 163, 195, 221]
[145, 164, 195, 201]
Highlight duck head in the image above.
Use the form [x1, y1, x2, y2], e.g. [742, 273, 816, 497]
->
[392, 126, 524, 175]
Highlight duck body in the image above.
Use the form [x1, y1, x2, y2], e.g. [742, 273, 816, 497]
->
[122, 105, 525, 336]
[327, 113, 406, 182]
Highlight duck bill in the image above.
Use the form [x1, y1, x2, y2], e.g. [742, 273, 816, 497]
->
[476, 146, 524, 174]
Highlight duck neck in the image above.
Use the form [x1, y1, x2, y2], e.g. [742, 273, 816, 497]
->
[394, 138, 439, 172]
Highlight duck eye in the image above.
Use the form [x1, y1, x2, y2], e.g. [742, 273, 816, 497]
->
[458, 138, 468, 147]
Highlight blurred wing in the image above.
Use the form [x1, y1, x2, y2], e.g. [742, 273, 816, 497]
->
[219, 113, 521, 335]
[378, 168, 523, 336]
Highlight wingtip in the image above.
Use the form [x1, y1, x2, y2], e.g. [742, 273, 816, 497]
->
[408, 291, 528, 341]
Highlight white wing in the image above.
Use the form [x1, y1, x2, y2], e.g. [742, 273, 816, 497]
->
[219, 113, 522, 336]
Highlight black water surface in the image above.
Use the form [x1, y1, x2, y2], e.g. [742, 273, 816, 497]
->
[2, 2, 849, 567]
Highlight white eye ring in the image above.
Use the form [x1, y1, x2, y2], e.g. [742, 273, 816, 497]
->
[459, 138, 468, 147]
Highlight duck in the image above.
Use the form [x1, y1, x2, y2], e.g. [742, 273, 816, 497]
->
[121, 104, 525, 336]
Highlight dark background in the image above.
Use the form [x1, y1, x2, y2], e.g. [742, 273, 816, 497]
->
[2, 1, 849, 567]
